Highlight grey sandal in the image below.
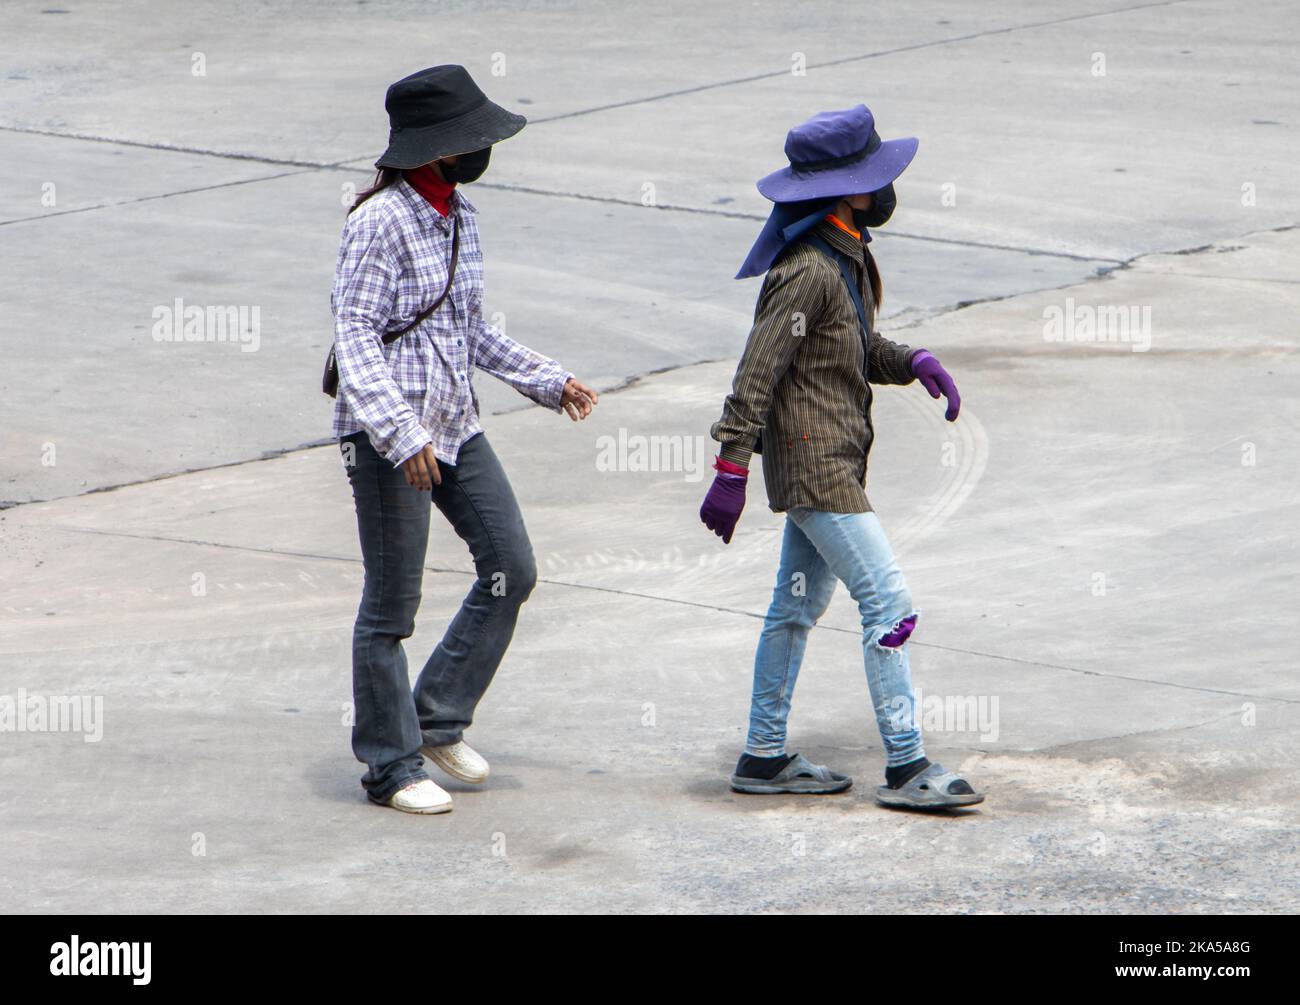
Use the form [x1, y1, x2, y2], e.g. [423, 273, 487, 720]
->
[731, 753, 853, 795]
[874, 762, 984, 809]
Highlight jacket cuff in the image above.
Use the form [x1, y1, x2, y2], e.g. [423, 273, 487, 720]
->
[896, 345, 928, 384]
[714, 455, 749, 476]
[719, 442, 754, 469]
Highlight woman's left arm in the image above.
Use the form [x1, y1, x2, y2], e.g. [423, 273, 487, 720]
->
[870, 334, 961, 421]
[867, 331, 917, 386]
[472, 317, 600, 420]
[472, 315, 572, 410]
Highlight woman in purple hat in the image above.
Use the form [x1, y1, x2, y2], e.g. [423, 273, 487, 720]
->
[700, 104, 983, 809]
[326, 66, 599, 814]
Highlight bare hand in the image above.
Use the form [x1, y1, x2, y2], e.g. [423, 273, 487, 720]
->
[402, 444, 442, 491]
[561, 377, 599, 421]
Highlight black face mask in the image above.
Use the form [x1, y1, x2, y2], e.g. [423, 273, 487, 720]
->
[851, 182, 897, 230]
[440, 146, 491, 184]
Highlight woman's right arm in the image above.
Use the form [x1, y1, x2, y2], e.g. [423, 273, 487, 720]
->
[712, 257, 824, 468]
[331, 214, 433, 466]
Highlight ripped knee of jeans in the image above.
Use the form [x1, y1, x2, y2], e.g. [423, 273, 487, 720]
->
[875, 613, 918, 649]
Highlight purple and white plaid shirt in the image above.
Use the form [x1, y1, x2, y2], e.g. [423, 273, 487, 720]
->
[330, 177, 571, 466]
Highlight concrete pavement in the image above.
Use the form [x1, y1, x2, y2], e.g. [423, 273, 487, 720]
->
[3, 224, 1298, 912]
[1, 1, 1297, 913]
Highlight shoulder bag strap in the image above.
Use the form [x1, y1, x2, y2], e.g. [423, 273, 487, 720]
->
[804, 234, 871, 379]
[383, 215, 461, 344]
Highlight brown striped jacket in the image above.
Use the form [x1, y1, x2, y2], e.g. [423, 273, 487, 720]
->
[711, 219, 918, 513]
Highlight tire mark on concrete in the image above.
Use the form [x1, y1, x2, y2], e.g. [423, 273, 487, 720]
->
[890, 398, 990, 556]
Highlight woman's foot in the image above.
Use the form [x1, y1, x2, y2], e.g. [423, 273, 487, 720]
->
[730, 752, 853, 794]
[422, 740, 490, 784]
[874, 762, 983, 809]
[375, 779, 453, 815]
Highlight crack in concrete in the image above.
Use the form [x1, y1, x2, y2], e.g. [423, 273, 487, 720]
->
[488, 1, 1195, 128]
[0, 166, 319, 227]
[0, 436, 340, 511]
[0, 143, 1122, 265]
[373, 178, 1127, 265]
[0, 124, 349, 169]
[2, 1, 1189, 169]
[38, 522, 1300, 708]
[1027, 711, 1246, 757]
[487, 358, 728, 417]
[1134, 270, 1300, 286]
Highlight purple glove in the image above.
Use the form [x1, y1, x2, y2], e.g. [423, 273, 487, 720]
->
[911, 349, 961, 421]
[700, 458, 748, 544]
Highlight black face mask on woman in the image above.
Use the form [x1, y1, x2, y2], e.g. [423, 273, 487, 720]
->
[440, 146, 492, 184]
[851, 182, 897, 230]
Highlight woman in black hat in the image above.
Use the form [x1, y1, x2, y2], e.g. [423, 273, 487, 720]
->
[328, 65, 599, 814]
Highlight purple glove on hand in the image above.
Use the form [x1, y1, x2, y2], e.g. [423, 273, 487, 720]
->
[700, 458, 748, 544]
[911, 349, 961, 421]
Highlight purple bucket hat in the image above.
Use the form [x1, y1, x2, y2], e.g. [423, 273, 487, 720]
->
[756, 104, 917, 203]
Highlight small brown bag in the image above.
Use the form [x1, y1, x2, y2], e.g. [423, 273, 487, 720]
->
[322, 217, 460, 398]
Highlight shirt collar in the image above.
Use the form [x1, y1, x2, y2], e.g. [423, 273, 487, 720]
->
[394, 176, 477, 232]
[452, 187, 477, 216]
[824, 212, 862, 241]
[815, 217, 866, 265]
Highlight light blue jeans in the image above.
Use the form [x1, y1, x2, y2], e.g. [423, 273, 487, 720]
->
[745, 508, 924, 767]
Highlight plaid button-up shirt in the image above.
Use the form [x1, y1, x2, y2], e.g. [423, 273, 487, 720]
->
[331, 177, 571, 466]
[711, 219, 918, 514]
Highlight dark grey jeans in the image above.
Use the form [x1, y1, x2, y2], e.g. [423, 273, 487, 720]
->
[341, 430, 537, 801]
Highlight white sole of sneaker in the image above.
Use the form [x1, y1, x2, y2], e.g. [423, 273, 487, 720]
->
[369, 792, 453, 815]
[387, 798, 453, 815]
[422, 746, 489, 784]
[393, 801, 453, 815]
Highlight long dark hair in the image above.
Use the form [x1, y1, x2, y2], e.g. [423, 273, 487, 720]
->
[349, 167, 401, 214]
[863, 244, 883, 317]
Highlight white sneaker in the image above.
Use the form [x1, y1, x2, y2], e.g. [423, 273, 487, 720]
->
[422, 740, 490, 784]
[383, 779, 453, 815]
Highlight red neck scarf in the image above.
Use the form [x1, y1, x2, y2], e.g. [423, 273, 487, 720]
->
[404, 165, 456, 217]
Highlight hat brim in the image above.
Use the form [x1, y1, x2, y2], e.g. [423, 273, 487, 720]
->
[756, 136, 918, 203]
[375, 99, 527, 169]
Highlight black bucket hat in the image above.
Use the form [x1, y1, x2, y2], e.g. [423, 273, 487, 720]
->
[374, 65, 527, 169]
